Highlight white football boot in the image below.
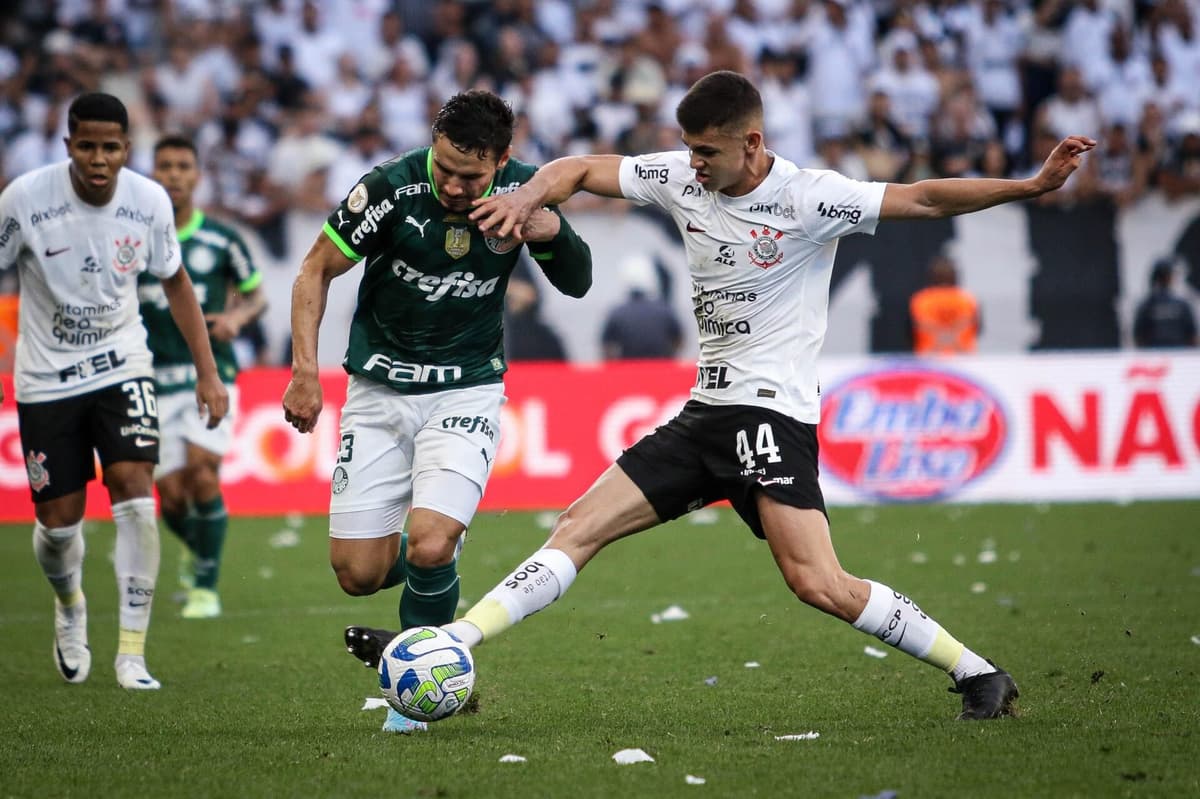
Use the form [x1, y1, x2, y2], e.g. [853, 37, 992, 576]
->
[53, 596, 91, 684]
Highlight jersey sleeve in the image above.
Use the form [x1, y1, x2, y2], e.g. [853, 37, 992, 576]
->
[321, 167, 397, 262]
[0, 184, 25, 271]
[617, 152, 691, 209]
[225, 227, 263, 292]
[524, 207, 593, 298]
[147, 185, 182, 278]
[792, 170, 886, 244]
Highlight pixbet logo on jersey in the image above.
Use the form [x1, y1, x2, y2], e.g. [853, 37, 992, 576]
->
[818, 368, 1007, 501]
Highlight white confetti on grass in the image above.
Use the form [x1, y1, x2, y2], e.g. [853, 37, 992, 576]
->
[269, 529, 300, 548]
[744, 661, 761, 669]
[970, 582, 988, 594]
[863, 646, 888, 659]
[257, 566, 274, 580]
[977, 550, 998, 564]
[534, 511, 558, 530]
[361, 697, 389, 711]
[909, 552, 928, 564]
[613, 748, 655, 764]
[499, 754, 527, 764]
[952, 554, 967, 566]
[775, 732, 820, 741]
[284, 511, 304, 529]
[1191, 635, 1200, 646]
[241, 635, 260, 645]
[685, 775, 707, 785]
[651, 604, 690, 624]
[688, 507, 720, 525]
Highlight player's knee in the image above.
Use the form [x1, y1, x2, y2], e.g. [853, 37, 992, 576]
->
[158, 491, 186, 519]
[332, 561, 383, 597]
[189, 463, 221, 499]
[404, 532, 459, 569]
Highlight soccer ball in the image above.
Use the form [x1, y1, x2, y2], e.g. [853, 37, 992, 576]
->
[378, 626, 475, 722]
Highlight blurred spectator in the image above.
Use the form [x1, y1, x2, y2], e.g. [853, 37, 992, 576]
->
[151, 36, 219, 133]
[504, 261, 568, 362]
[856, 89, 911, 181]
[290, 1, 345, 91]
[1133, 259, 1198, 348]
[813, 132, 869, 180]
[360, 9, 429, 84]
[807, 0, 872, 139]
[601, 253, 682, 360]
[377, 53, 428, 152]
[1034, 65, 1102, 144]
[1088, 23, 1152, 129]
[909, 254, 981, 356]
[1157, 110, 1200, 202]
[759, 49, 813, 167]
[325, 123, 391, 207]
[964, 0, 1024, 148]
[320, 52, 372, 139]
[868, 31, 939, 140]
[1080, 122, 1149, 209]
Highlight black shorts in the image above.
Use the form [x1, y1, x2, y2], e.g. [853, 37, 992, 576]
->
[617, 400, 826, 539]
[16, 378, 160, 502]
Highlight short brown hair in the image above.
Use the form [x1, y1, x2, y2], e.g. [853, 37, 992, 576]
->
[675, 71, 762, 135]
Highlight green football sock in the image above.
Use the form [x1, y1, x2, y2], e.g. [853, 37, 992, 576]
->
[399, 559, 460, 629]
[192, 495, 228, 590]
[380, 533, 408, 589]
[162, 508, 196, 552]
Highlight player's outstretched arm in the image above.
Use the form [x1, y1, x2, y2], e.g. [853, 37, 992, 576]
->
[283, 232, 356, 434]
[163, 267, 229, 428]
[881, 135, 1097, 220]
[470, 155, 624, 240]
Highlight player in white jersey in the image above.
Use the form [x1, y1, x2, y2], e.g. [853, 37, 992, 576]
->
[346, 72, 1095, 720]
[0, 93, 228, 690]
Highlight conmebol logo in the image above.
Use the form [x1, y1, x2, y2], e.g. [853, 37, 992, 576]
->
[818, 368, 1007, 501]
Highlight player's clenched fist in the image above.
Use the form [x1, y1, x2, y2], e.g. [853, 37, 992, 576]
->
[282, 374, 322, 433]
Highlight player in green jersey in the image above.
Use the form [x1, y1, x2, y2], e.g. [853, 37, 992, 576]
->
[282, 90, 593, 733]
[139, 135, 266, 620]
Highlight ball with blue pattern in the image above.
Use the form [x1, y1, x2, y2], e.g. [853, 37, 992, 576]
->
[378, 626, 475, 722]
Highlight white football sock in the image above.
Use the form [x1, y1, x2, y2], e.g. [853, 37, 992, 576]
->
[446, 548, 578, 646]
[852, 579, 993, 677]
[33, 520, 85, 604]
[112, 497, 160, 636]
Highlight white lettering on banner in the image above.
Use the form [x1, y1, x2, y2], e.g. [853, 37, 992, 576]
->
[220, 402, 340, 484]
[597, 396, 690, 462]
[495, 400, 570, 478]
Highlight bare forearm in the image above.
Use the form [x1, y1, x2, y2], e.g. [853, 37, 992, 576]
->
[528, 155, 623, 205]
[289, 264, 329, 376]
[163, 273, 219, 378]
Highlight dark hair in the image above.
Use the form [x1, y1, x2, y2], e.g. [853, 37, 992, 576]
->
[432, 90, 515, 161]
[675, 71, 762, 135]
[67, 92, 129, 134]
[153, 134, 197, 158]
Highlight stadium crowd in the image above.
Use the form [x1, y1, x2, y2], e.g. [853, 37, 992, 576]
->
[2, 0, 1200, 362]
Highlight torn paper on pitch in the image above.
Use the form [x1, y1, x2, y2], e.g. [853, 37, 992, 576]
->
[613, 748, 655, 764]
[269, 529, 300, 548]
[361, 697, 390, 711]
[651, 604, 690, 624]
[863, 645, 888, 659]
[775, 732, 820, 741]
[686, 775, 707, 785]
[499, 754, 527, 763]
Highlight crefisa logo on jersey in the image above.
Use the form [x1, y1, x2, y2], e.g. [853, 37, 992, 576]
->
[818, 367, 1007, 501]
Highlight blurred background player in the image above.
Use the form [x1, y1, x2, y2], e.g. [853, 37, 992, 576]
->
[909, 253, 981, 356]
[139, 134, 266, 619]
[282, 90, 592, 733]
[601, 252, 682, 360]
[0, 93, 227, 690]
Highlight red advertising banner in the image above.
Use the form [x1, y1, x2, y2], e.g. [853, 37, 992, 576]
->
[0, 363, 696, 521]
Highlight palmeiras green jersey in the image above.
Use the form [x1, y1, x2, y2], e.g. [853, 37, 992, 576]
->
[322, 147, 592, 395]
[137, 210, 262, 393]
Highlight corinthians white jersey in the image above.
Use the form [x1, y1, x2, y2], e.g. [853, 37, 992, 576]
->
[618, 151, 885, 423]
[0, 162, 181, 402]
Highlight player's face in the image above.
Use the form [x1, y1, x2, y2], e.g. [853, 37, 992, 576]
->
[65, 120, 130, 205]
[431, 134, 510, 212]
[152, 146, 200, 210]
[682, 126, 758, 195]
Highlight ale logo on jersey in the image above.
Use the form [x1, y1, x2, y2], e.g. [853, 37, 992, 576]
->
[818, 368, 1007, 501]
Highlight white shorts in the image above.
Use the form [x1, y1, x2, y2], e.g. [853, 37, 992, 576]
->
[328, 376, 504, 539]
[154, 385, 238, 478]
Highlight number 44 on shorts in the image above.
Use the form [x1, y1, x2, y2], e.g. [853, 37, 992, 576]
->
[735, 423, 781, 470]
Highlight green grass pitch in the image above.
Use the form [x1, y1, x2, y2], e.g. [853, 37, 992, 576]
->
[1, 501, 1197, 798]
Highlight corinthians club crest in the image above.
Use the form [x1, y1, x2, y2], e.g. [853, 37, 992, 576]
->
[748, 225, 783, 269]
[113, 234, 142, 273]
[26, 450, 50, 492]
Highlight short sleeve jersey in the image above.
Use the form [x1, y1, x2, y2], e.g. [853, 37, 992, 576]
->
[618, 151, 886, 423]
[138, 210, 261, 393]
[0, 162, 182, 403]
[322, 147, 541, 394]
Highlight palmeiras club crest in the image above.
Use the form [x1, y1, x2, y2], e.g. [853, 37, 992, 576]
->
[26, 450, 50, 492]
[113, 234, 142, 273]
[748, 225, 783, 269]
